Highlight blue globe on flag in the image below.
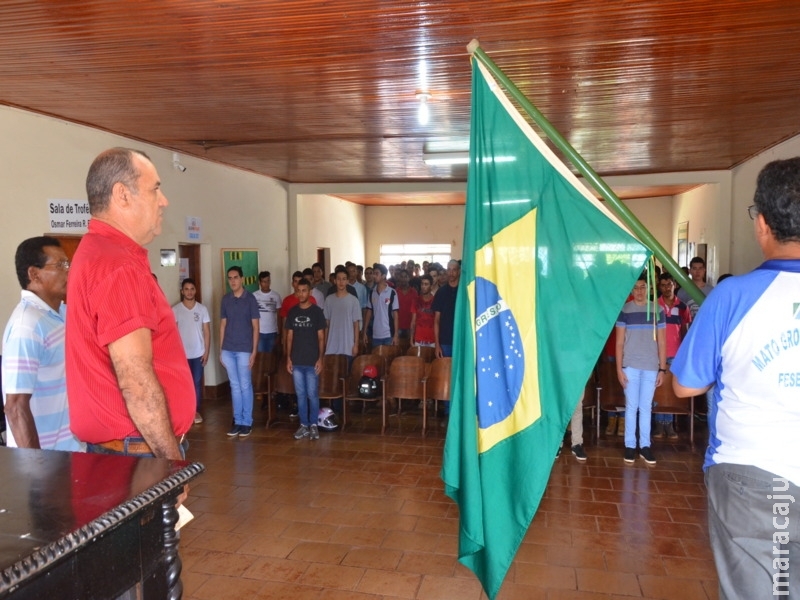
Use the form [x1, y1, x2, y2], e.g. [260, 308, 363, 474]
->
[474, 276, 525, 428]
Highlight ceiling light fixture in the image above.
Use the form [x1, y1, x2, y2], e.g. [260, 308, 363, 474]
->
[422, 151, 469, 166]
[416, 92, 431, 126]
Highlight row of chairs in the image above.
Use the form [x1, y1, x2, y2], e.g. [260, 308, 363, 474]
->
[252, 346, 451, 437]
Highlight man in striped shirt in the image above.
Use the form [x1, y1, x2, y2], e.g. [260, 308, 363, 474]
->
[2, 237, 83, 451]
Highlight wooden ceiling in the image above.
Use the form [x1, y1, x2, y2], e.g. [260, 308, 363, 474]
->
[1, 1, 799, 202]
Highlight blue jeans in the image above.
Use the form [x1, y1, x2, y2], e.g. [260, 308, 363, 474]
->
[258, 332, 277, 353]
[439, 344, 453, 357]
[221, 350, 254, 427]
[372, 337, 392, 347]
[655, 357, 673, 423]
[622, 366, 656, 448]
[187, 356, 204, 411]
[292, 365, 319, 427]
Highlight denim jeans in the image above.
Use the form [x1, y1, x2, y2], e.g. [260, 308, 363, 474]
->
[258, 332, 277, 353]
[654, 357, 673, 424]
[622, 366, 656, 448]
[372, 337, 392, 347]
[187, 356, 204, 411]
[220, 350, 254, 427]
[292, 365, 319, 427]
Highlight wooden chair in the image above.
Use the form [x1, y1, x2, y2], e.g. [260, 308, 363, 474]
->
[252, 351, 277, 424]
[343, 354, 384, 430]
[406, 345, 436, 363]
[318, 354, 347, 425]
[381, 356, 426, 435]
[372, 344, 402, 374]
[269, 356, 296, 428]
[422, 357, 451, 436]
[595, 359, 626, 439]
[652, 370, 695, 443]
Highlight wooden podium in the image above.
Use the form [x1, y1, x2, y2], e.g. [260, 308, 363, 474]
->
[0, 447, 204, 599]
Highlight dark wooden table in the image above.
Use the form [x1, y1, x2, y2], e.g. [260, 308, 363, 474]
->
[0, 447, 204, 599]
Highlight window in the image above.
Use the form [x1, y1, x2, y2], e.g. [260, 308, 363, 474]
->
[379, 244, 451, 269]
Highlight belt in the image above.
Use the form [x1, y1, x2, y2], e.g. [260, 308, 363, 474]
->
[96, 434, 185, 454]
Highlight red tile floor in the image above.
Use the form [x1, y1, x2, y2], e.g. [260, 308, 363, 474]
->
[180, 400, 718, 600]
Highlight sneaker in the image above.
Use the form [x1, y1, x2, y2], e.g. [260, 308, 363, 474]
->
[194, 412, 203, 424]
[293, 425, 310, 440]
[310, 425, 319, 440]
[665, 422, 678, 439]
[239, 426, 252, 438]
[571, 444, 587, 462]
[624, 447, 636, 463]
[639, 447, 657, 465]
[289, 407, 299, 418]
[227, 425, 240, 437]
[652, 422, 664, 439]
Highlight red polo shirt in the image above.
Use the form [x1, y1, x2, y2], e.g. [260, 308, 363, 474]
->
[66, 220, 194, 442]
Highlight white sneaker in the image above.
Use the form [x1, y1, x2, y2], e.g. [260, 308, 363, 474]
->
[294, 425, 310, 440]
[310, 425, 319, 440]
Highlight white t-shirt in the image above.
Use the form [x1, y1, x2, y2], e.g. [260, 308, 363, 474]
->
[172, 301, 210, 359]
[252, 289, 281, 334]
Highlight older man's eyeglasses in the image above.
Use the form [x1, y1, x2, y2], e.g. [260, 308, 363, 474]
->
[747, 205, 758, 220]
[40, 260, 70, 271]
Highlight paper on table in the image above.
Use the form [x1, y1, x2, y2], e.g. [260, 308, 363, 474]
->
[175, 504, 194, 531]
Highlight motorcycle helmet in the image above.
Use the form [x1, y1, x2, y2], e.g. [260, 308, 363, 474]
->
[317, 407, 338, 431]
[358, 375, 380, 399]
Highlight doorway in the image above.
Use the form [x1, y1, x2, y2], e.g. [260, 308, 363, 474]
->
[179, 244, 203, 303]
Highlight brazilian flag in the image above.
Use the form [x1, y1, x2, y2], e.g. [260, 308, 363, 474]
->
[441, 59, 650, 599]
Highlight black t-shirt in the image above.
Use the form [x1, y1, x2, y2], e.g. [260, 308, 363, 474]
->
[286, 304, 326, 366]
[432, 283, 458, 346]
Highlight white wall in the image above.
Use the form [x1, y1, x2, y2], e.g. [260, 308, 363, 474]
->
[293, 194, 366, 273]
[365, 205, 466, 262]
[671, 184, 722, 282]
[0, 106, 289, 385]
[620, 196, 673, 259]
[365, 200, 677, 266]
[731, 134, 800, 273]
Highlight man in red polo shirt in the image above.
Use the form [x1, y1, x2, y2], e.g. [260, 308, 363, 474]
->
[66, 148, 193, 460]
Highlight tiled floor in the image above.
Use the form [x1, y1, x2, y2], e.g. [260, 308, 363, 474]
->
[180, 400, 718, 600]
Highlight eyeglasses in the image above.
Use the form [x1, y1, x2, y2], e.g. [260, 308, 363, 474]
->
[40, 260, 70, 271]
[747, 205, 758, 220]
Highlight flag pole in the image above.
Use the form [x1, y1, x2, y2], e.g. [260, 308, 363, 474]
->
[466, 39, 705, 306]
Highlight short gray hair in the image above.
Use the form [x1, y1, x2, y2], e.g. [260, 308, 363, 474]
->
[85, 147, 150, 214]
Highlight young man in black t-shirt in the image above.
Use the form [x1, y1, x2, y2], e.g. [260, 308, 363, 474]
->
[285, 279, 326, 440]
